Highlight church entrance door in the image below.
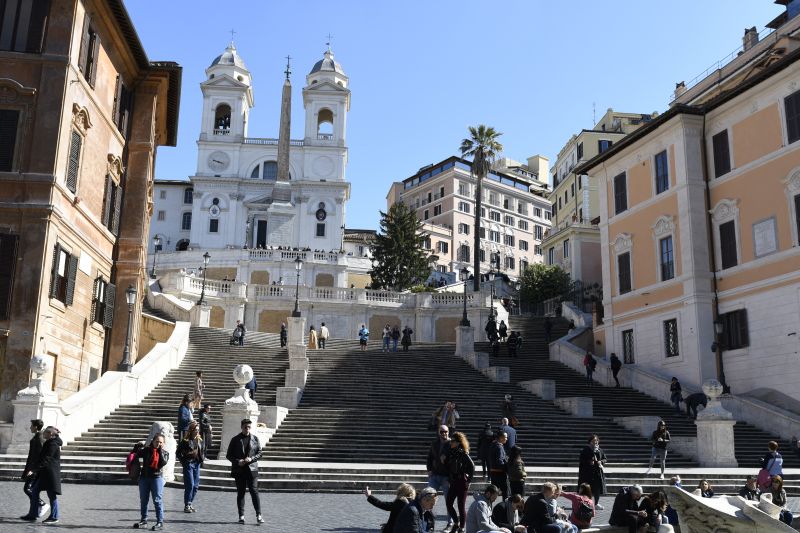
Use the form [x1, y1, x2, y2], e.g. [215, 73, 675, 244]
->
[256, 220, 268, 248]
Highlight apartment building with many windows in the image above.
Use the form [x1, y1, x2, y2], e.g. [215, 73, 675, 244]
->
[581, 5, 800, 401]
[386, 155, 551, 280]
[542, 109, 655, 286]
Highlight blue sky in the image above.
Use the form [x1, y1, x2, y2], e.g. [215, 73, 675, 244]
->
[126, 0, 781, 231]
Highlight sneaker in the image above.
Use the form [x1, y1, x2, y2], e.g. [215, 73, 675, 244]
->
[42, 517, 59, 524]
[443, 525, 453, 533]
[645, 468, 652, 475]
[238, 516, 245, 525]
[151, 523, 163, 531]
[133, 521, 147, 529]
[184, 505, 192, 513]
[20, 515, 37, 522]
[659, 474, 665, 480]
[190, 504, 196, 513]
[256, 515, 264, 525]
[595, 503, 604, 510]
[38, 503, 50, 518]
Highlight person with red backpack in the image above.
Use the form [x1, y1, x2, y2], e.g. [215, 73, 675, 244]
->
[583, 352, 597, 386]
[125, 441, 145, 482]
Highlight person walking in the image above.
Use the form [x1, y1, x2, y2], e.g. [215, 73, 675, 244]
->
[382, 324, 391, 352]
[506, 332, 519, 357]
[319, 322, 329, 349]
[177, 421, 204, 513]
[358, 323, 369, 351]
[485, 317, 499, 345]
[489, 431, 510, 500]
[499, 417, 516, 452]
[226, 419, 264, 525]
[21, 426, 61, 524]
[21, 419, 47, 519]
[432, 401, 460, 431]
[245, 375, 257, 400]
[578, 434, 607, 509]
[308, 325, 318, 350]
[669, 377, 682, 414]
[583, 351, 597, 385]
[401, 325, 414, 351]
[426, 425, 453, 531]
[178, 395, 193, 441]
[133, 432, 168, 530]
[393, 486, 437, 533]
[363, 483, 416, 533]
[477, 422, 494, 481]
[234, 320, 246, 346]
[198, 404, 213, 456]
[465, 484, 513, 533]
[445, 431, 475, 532]
[758, 440, 784, 490]
[507, 446, 527, 497]
[279, 322, 287, 348]
[192, 371, 204, 410]
[391, 325, 401, 352]
[498, 320, 508, 343]
[645, 421, 671, 479]
[543, 316, 552, 343]
[609, 353, 622, 388]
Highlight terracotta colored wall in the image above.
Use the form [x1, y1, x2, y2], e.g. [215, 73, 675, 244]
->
[732, 103, 783, 169]
[347, 273, 371, 288]
[435, 317, 461, 342]
[627, 158, 652, 208]
[369, 315, 402, 340]
[250, 271, 270, 285]
[138, 315, 175, 360]
[315, 273, 334, 287]
[210, 306, 225, 328]
[258, 309, 292, 334]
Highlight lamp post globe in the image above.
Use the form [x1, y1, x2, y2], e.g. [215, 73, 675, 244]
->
[292, 256, 303, 317]
[118, 284, 137, 372]
[460, 267, 470, 327]
[198, 252, 211, 306]
[150, 236, 161, 279]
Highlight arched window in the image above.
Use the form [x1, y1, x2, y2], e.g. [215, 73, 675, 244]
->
[263, 161, 278, 180]
[176, 239, 189, 251]
[250, 164, 260, 179]
[214, 104, 231, 135]
[181, 212, 192, 230]
[317, 108, 333, 139]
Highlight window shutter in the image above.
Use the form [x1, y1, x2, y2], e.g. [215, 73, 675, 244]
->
[737, 309, 749, 348]
[66, 131, 81, 193]
[49, 243, 60, 298]
[787, 92, 800, 144]
[719, 221, 737, 269]
[101, 175, 113, 228]
[618, 252, 631, 294]
[0, 109, 20, 172]
[103, 283, 116, 328]
[111, 182, 122, 235]
[0, 234, 19, 320]
[112, 75, 122, 128]
[65, 254, 78, 306]
[90, 276, 100, 322]
[77, 15, 90, 73]
[25, 0, 51, 53]
[89, 32, 100, 86]
[795, 194, 800, 246]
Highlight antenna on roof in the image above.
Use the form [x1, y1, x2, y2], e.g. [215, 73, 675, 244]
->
[592, 102, 596, 126]
[326, 33, 333, 52]
[229, 28, 236, 46]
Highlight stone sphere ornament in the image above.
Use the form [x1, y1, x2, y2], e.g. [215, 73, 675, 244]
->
[233, 364, 254, 386]
[30, 355, 50, 378]
[702, 379, 724, 401]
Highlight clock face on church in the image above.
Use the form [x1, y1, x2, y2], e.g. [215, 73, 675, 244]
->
[207, 151, 230, 172]
[316, 208, 327, 221]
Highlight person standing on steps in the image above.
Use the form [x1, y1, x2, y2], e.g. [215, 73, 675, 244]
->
[645, 421, 670, 479]
[432, 401, 460, 432]
[499, 418, 516, 452]
[669, 377, 682, 414]
[358, 323, 369, 351]
[609, 353, 622, 388]
[498, 320, 508, 343]
[382, 324, 391, 352]
[426, 425, 453, 530]
[759, 440, 784, 490]
[583, 351, 597, 385]
[485, 317, 499, 346]
[507, 446, 527, 497]
[226, 419, 264, 525]
[363, 483, 416, 533]
[544, 316, 553, 344]
[198, 404, 213, 456]
[391, 325, 401, 352]
[21, 426, 61, 524]
[578, 434, 607, 509]
[177, 421, 204, 513]
[21, 419, 47, 519]
[308, 325, 318, 350]
[319, 322, 329, 349]
[133, 432, 168, 530]
[401, 325, 414, 352]
[245, 375, 257, 400]
[477, 422, 494, 481]
[279, 322, 287, 348]
[192, 371, 204, 410]
[178, 395, 193, 441]
[489, 431, 510, 500]
[234, 320, 246, 346]
[506, 332, 519, 357]
[445, 431, 474, 532]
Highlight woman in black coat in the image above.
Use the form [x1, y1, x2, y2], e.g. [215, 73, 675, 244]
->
[23, 426, 62, 523]
[578, 434, 607, 508]
[364, 483, 416, 533]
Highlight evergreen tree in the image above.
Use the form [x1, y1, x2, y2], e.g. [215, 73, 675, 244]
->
[370, 203, 431, 291]
[519, 263, 571, 306]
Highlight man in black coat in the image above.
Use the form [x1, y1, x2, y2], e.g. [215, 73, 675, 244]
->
[488, 432, 510, 500]
[21, 419, 46, 517]
[608, 485, 646, 532]
[393, 486, 437, 533]
[520, 483, 560, 533]
[226, 419, 264, 525]
[198, 404, 213, 456]
[22, 426, 62, 524]
[684, 392, 707, 418]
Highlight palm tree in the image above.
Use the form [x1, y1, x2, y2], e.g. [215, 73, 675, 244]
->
[460, 124, 503, 291]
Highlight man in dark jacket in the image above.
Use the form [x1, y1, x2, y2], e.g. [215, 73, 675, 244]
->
[520, 483, 560, 533]
[393, 486, 437, 533]
[21, 419, 46, 518]
[226, 419, 264, 525]
[280, 323, 288, 347]
[198, 404, 213, 456]
[21, 426, 61, 524]
[499, 418, 517, 452]
[684, 392, 707, 418]
[608, 485, 646, 532]
[134, 433, 169, 530]
[426, 425, 453, 531]
[491, 493, 525, 531]
[489, 432, 510, 500]
[738, 475, 761, 501]
[476, 423, 494, 480]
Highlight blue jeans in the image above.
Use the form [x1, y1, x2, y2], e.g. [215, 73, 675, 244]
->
[383, 337, 390, 351]
[392, 339, 398, 352]
[428, 473, 450, 498]
[138, 476, 165, 523]
[27, 479, 58, 520]
[183, 462, 200, 505]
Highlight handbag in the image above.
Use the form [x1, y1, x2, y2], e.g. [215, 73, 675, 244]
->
[757, 457, 774, 490]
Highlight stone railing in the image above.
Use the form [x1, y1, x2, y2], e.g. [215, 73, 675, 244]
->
[179, 275, 247, 299]
[154, 249, 350, 272]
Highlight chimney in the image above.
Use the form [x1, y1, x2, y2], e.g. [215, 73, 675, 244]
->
[674, 81, 687, 100]
[742, 26, 759, 52]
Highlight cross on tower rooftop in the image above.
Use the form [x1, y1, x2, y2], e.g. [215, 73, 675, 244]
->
[284, 55, 291, 80]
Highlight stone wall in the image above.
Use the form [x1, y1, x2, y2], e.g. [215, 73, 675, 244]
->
[139, 315, 175, 359]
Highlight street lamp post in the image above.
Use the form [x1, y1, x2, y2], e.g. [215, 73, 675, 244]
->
[712, 318, 731, 393]
[197, 252, 211, 305]
[150, 236, 161, 279]
[460, 267, 470, 327]
[292, 256, 303, 317]
[488, 269, 496, 318]
[118, 285, 137, 372]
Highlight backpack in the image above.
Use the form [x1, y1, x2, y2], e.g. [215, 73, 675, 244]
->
[575, 500, 594, 523]
[588, 357, 597, 370]
[126, 452, 141, 481]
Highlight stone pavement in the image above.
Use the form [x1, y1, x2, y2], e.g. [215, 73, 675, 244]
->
[0, 481, 614, 532]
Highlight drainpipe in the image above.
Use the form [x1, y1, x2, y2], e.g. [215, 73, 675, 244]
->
[700, 113, 730, 393]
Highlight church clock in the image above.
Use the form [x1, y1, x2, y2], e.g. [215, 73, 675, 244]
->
[207, 151, 230, 172]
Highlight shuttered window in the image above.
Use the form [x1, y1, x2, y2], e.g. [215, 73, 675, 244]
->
[49, 244, 77, 305]
[785, 90, 800, 144]
[720, 309, 749, 350]
[655, 150, 669, 194]
[719, 221, 737, 270]
[613, 172, 627, 214]
[0, 233, 19, 319]
[0, 0, 51, 53]
[77, 16, 99, 86]
[112, 76, 133, 135]
[66, 130, 81, 193]
[795, 194, 800, 245]
[91, 277, 116, 327]
[617, 252, 631, 295]
[712, 130, 731, 178]
[0, 109, 20, 171]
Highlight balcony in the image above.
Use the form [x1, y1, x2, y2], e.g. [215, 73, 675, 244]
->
[243, 137, 305, 146]
[317, 133, 333, 141]
[541, 219, 598, 243]
[212, 129, 230, 136]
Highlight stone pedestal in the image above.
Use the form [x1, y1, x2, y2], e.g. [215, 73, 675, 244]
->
[454, 325, 475, 358]
[7, 356, 62, 454]
[285, 369, 307, 389]
[287, 317, 306, 345]
[695, 379, 738, 467]
[519, 379, 556, 400]
[289, 357, 309, 371]
[465, 352, 489, 369]
[287, 343, 307, 359]
[259, 405, 289, 429]
[554, 397, 593, 418]
[189, 304, 211, 327]
[218, 364, 260, 459]
[145, 421, 177, 482]
[277, 387, 302, 409]
[481, 366, 510, 383]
